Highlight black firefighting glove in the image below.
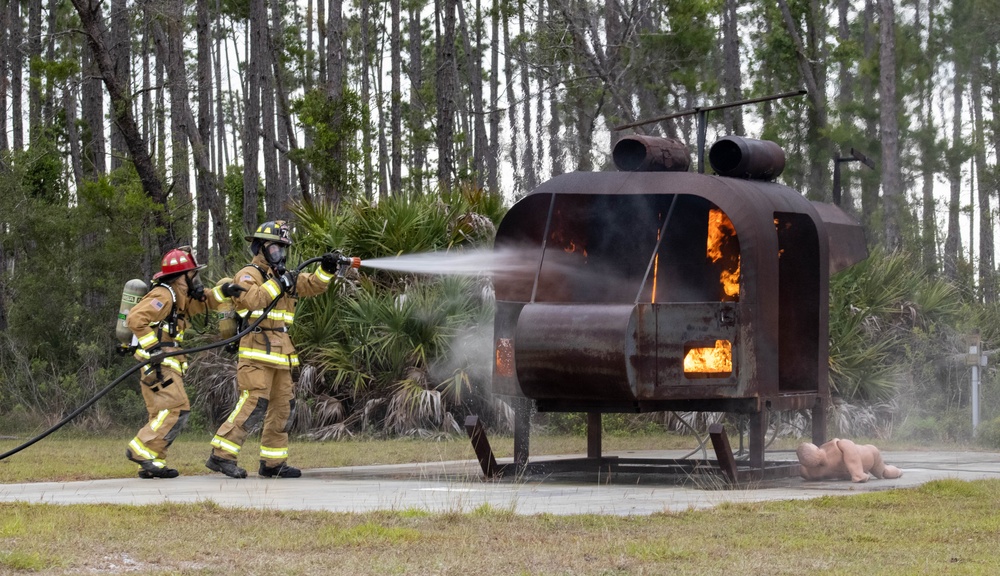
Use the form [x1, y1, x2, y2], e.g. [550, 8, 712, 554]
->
[220, 282, 246, 298]
[321, 251, 342, 275]
[277, 270, 298, 294]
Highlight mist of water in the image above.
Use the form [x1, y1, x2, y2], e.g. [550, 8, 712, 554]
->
[359, 248, 532, 276]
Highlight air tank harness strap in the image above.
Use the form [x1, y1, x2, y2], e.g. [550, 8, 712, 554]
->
[248, 262, 284, 355]
[251, 325, 288, 354]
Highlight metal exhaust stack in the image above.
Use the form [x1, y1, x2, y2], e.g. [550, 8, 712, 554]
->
[612, 135, 691, 172]
[708, 135, 786, 180]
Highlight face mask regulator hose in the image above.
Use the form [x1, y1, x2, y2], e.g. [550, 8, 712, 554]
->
[0, 256, 323, 462]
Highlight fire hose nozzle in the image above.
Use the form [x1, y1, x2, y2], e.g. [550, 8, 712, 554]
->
[338, 255, 361, 269]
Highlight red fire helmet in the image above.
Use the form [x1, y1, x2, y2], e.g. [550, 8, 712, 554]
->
[153, 247, 206, 280]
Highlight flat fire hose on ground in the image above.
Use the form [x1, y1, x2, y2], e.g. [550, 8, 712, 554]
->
[0, 256, 325, 462]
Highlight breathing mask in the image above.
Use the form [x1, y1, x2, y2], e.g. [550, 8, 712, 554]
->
[264, 242, 288, 273]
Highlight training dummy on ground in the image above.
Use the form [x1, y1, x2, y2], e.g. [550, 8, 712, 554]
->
[796, 438, 903, 483]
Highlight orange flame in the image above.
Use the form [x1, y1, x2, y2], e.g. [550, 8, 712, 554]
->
[707, 209, 740, 298]
[683, 340, 733, 374]
[652, 227, 661, 303]
[495, 338, 514, 377]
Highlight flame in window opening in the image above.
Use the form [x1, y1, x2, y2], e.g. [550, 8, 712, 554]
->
[683, 340, 733, 375]
[550, 230, 588, 259]
[495, 338, 514, 377]
[652, 226, 661, 303]
[707, 209, 740, 298]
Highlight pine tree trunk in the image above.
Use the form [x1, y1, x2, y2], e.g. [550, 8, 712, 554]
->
[776, 0, 830, 200]
[261, 0, 280, 219]
[836, 0, 855, 211]
[407, 1, 425, 196]
[155, 35, 166, 173]
[325, 0, 344, 203]
[943, 69, 964, 281]
[142, 14, 152, 148]
[149, 2, 228, 261]
[878, 0, 903, 251]
[109, 0, 129, 170]
[42, 0, 57, 126]
[64, 83, 84, 188]
[390, 0, 402, 194]
[0, 0, 8, 153]
[165, 0, 192, 242]
[9, 0, 21, 150]
[457, 0, 487, 188]
[435, 0, 457, 189]
[502, 7, 521, 194]
[80, 2, 105, 179]
[859, 0, 880, 232]
[318, 0, 326, 86]
[546, 0, 560, 178]
[918, 0, 937, 276]
[71, 0, 173, 252]
[272, 1, 292, 205]
[486, 0, 500, 192]
[215, 0, 228, 174]
[196, 0, 214, 260]
[721, 0, 743, 135]
[360, 0, 373, 199]
[970, 50, 994, 302]
[244, 0, 263, 231]
[517, 1, 536, 191]
[27, 0, 40, 141]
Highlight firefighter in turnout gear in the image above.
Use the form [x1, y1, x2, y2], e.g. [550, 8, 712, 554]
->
[125, 247, 240, 479]
[207, 220, 342, 479]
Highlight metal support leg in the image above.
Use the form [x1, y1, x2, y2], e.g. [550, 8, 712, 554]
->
[464, 415, 499, 478]
[709, 423, 738, 483]
[749, 410, 766, 469]
[587, 412, 601, 458]
[513, 397, 531, 471]
[812, 397, 827, 446]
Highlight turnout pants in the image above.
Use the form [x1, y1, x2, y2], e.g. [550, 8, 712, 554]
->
[128, 366, 190, 464]
[211, 362, 295, 467]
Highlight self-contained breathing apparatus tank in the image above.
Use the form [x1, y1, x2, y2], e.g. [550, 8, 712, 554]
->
[116, 279, 149, 345]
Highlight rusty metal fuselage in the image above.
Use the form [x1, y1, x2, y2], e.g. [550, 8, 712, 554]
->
[493, 170, 865, 416]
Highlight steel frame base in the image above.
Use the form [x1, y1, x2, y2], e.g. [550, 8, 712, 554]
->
[464, 416, 800, 485]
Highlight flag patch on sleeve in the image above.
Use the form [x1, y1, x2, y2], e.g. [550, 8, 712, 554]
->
[152, 299, 164, 310]
[241, 275, 253, 283]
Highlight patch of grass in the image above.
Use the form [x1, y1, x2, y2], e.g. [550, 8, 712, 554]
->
[0, 430, 710, 483]
[324, 522, 422, 546]
[0, 550, 53, 571]
[2, 481, 1000, 574]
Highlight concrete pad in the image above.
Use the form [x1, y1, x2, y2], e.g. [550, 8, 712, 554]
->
[2, 449, 999, 516]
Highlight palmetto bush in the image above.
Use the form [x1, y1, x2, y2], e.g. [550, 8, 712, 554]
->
[267, 190, 507, 437]
[827, 248, 972, 438]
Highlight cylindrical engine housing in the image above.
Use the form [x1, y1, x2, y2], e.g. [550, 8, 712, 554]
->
[613, 135, 691, 172]
[708, 136, 785, 180]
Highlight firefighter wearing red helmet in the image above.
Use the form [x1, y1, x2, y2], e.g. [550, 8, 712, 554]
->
[125, 246, 241, 479]
[207, 220, 344, 479]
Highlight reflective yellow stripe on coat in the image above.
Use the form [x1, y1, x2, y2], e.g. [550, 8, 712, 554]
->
[237, 347, 299, 367]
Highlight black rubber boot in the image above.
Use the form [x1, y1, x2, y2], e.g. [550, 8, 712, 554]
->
[127, 450, 179, 479]
[206, 454, 248, 478]
[137, 468, 179, 479]
[259, 460, 302, 478]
